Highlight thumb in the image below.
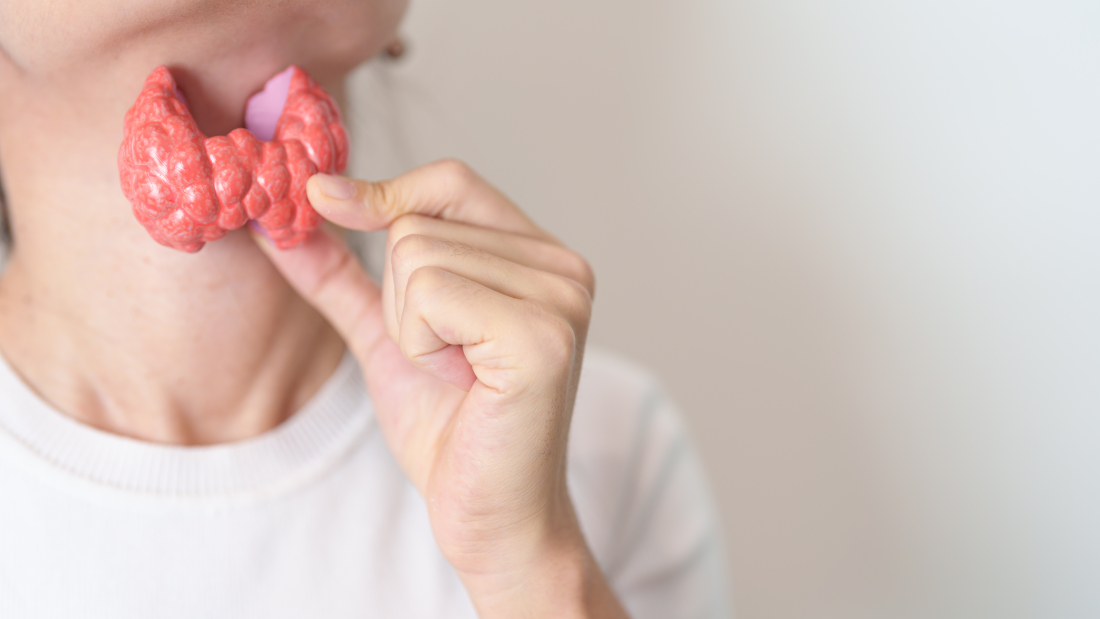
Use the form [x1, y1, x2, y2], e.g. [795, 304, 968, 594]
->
[250, 224, 388, 365]
[304, 160, 547, 238]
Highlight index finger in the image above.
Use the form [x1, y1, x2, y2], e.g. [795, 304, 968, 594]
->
[305, 159, 555, 242]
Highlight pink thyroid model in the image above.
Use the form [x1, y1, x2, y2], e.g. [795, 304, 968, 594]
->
[117, 66, 349, 252]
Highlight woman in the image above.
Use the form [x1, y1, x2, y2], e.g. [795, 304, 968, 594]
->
[0, 1, 730, 617]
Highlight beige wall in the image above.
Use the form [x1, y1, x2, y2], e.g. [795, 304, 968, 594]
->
[347, 2, 1100, 617]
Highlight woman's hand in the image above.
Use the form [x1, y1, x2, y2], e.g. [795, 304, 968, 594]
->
[252, 160, 628, 619]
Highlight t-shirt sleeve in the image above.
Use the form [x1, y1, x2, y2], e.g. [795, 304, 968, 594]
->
[568, 350, 734, 619]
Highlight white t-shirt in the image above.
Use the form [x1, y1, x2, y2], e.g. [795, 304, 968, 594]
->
[0, 348, 732, 618]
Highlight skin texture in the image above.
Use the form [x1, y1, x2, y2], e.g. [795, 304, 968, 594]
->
[0, 1, 628, 617]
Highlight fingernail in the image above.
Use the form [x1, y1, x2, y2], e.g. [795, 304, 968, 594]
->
[314, 174, 356, 201]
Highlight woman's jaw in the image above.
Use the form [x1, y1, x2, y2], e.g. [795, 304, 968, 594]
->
[0, 0, 407, 445]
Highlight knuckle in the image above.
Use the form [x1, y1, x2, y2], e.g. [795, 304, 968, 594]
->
[385, 215, 419, 261]
[533, 312, 578, 367]
[390, 233, 432, 274]
[391, 233, 472, 278]
[559, 250, 596, 296]
[431, 158, 479, 192]
[548, 275, 592, 326]
[403, 265, 449, 306]
[364, 179, 397, 212]
[388, 213, 430, 242]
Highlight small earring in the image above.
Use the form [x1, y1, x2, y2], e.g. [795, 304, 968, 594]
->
[383, 37, 407, 61]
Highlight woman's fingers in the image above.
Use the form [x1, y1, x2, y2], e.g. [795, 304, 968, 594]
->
[250, 225, 387, 365]
[398, 267, 578, 395]
[387, 233, 592, 340]
[306, 159, 554, 242]
[385, 215, 595, 295]
[379, 215, 594, 341]
[266, 159, 593, 397]
[249, 225, 588, 396]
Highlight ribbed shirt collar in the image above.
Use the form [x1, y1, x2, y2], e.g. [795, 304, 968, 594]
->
[0, 352, 373, 499]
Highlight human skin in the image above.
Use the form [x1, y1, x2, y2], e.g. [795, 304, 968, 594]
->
[0, 1, 626, 617]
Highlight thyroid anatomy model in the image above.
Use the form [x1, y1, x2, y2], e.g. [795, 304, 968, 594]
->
[118, 66, 349, 252]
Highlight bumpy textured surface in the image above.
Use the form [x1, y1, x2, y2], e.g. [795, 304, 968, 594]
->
[118, 66, 349, 252]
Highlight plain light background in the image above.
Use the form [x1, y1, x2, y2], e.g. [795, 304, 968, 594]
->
[346, 1, 1100, 617]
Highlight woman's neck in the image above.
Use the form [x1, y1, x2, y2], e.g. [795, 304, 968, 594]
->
[0, 49, 350, 445]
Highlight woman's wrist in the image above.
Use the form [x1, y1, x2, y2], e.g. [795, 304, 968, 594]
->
[451, 494, 629, 619]
[457, 521, 629, 619]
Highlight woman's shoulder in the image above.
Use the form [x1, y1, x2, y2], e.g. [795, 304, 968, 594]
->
[567, 347, 732, 618]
